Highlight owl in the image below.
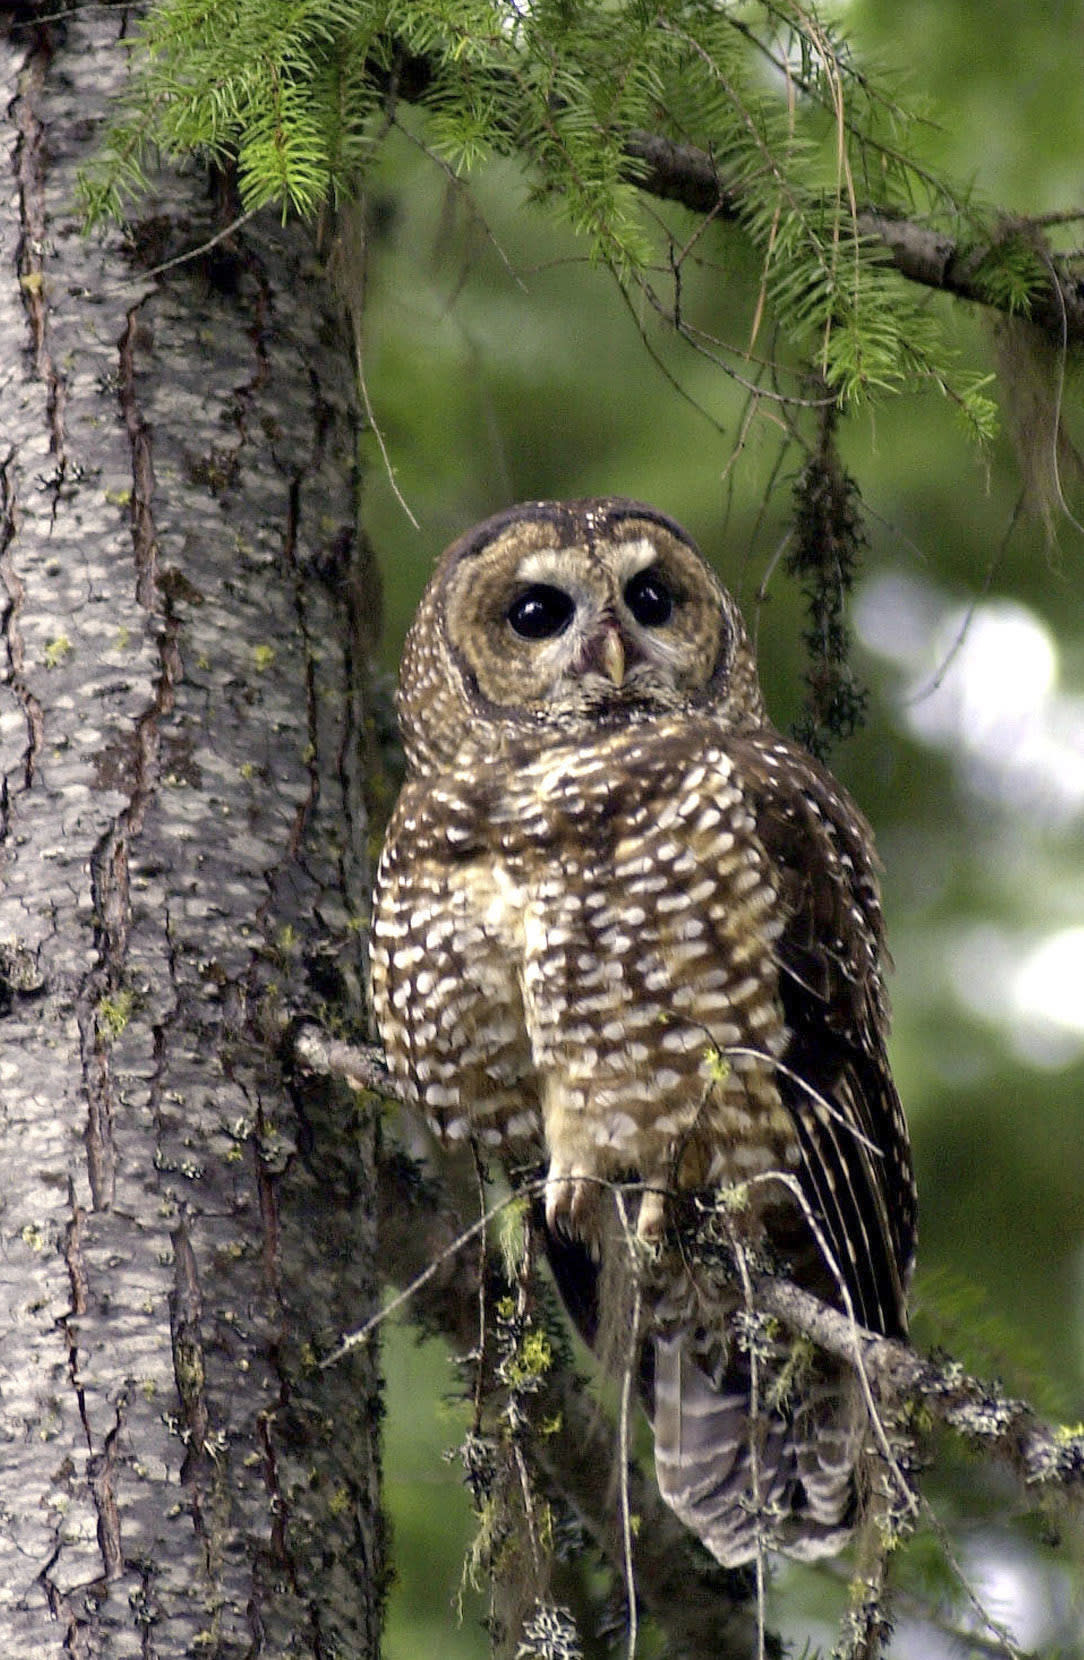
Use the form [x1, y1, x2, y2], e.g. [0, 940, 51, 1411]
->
[370, 498, 916, 1567]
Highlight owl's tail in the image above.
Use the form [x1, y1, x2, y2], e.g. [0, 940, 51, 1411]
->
[652, 1333, 866, 1566]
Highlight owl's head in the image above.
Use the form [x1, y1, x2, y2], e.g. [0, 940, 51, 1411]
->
[397, 498, 764, 773]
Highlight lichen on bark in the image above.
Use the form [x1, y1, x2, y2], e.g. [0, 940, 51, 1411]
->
[0, 9, 384, 1654]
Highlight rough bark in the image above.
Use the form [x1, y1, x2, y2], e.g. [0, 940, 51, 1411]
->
[1, 8, 383, 1656]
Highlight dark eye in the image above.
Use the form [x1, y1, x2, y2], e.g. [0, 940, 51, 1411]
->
[506, 584, 576, 640]
[624, 567, 674, 628]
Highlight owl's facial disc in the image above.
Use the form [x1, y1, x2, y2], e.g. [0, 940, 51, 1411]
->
[445, 525, 726, 725]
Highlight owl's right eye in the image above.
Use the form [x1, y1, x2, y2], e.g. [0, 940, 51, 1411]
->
[506, 585, 576, 640]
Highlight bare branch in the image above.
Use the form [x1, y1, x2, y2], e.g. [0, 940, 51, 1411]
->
[289, 1020, 401, 1097]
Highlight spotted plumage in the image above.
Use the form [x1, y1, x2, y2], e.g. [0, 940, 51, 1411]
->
[371, 498, 916, 1566]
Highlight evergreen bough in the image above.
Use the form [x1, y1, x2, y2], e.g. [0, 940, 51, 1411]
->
[81, 0, 1032, 425]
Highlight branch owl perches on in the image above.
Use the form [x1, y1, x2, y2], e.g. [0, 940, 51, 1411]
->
[370, 498, 916, 1579]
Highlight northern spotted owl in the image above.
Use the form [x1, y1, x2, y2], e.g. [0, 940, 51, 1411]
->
[371, 498, 916, 1566]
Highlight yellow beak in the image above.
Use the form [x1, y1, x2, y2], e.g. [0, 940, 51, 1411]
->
[600, 628, 626, 688]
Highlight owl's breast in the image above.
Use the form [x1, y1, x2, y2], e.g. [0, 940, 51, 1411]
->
[516, 804, 798, 1192]
[372, 721, 801, 1185]
[519, 729, 802, 1171]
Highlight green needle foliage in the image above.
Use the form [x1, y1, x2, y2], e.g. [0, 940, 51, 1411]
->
[81, 0, 1021, 425]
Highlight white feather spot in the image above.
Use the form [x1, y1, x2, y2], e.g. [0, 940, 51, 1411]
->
[597, 1112, 638, 1146]
[661, 1027, 704, 1053]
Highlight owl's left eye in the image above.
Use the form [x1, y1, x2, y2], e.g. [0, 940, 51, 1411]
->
[507, 584, 576, 640]
[624, 567, 674, 628]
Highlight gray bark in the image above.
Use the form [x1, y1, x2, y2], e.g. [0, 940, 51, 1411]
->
[1, 8, 383, 1655]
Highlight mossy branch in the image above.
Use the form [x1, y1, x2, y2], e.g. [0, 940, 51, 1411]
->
[291, 1023, 1084, 1514]
[755, 1276, 1084, 1500]
[373, 1134, 775, 1660]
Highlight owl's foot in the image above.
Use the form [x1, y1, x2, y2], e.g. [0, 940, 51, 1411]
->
[544, 1164, 669, 1252]
[636, 1186, 667, 1244]
[544, 1163, 599, 1242]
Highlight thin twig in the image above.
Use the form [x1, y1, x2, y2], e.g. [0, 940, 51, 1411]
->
[916, 1496, 1032, 1660]
[1036, 244, 1084, 539]
[732, 1236, 769, 1660]
[616, 1218, 642, 1660]
[322, 1180, 544, 1366]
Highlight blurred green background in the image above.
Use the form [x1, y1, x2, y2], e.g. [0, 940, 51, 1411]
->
[367, 1, 1084, 1651]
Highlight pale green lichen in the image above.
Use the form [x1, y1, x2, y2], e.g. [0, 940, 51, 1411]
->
[43, 635, 73, 669]
[97, 988, 135, 1041]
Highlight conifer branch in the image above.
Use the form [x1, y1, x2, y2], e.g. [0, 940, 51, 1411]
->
[366, 46, 1084, 349]
[622, 130, 1084, 344]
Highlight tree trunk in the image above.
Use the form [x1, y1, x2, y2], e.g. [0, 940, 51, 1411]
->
[1, 8, 384, 1655]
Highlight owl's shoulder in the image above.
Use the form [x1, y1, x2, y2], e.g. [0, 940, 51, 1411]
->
[726, 727, 885, 951]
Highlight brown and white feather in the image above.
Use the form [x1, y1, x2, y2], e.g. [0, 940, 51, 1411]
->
[371, 497, 916, 1567]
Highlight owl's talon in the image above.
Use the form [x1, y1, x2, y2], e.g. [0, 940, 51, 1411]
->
[636, 1187, 667, 1244]
[544, 1167, 598, 1241]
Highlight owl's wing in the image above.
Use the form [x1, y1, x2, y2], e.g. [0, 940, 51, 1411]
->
[735, 732, 916, 1338]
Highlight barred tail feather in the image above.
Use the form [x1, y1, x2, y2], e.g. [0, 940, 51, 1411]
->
[652, 1334, 865, 1567]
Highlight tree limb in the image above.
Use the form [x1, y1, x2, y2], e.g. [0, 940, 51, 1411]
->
[293, 1024, 1084, 1519]
[623, 133, 1084, 345]
[374, 46, 1084, 348]
[291, 1020, 397, 1096]
[756, 1275, 1084, 1500]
